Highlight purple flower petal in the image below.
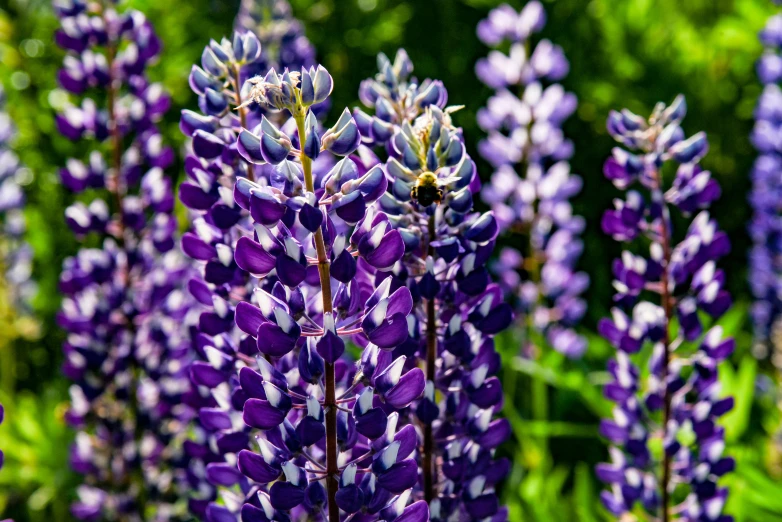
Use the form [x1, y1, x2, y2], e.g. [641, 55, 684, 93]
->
[395, 501, 429, 522]
[384, 368, 425, 409]
[376, 459, 418, 493]
[257, 321, 300, 357]
[199, 408, 232, 431]
[276, 254, 307, 287]
[366, 312, 409, 349]
[205, 462, 243, 487]
[269, 481, 306, 510]
[235, 237, 276, 275]
[477, 418, 511, 448]
[235, 301, 267, 336]
[243, 398, 287, 430]
[237, 449, 281, 483]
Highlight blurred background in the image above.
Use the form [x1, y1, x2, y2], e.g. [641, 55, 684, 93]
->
[0, 0, 779, 520]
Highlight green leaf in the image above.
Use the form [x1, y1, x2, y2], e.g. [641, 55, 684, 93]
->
[721, 356, 756, 442]
[573, 463, 600, 522]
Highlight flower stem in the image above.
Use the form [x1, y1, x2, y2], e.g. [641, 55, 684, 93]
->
[102, 6, 147, 517]
[423, 213, 436, 503]
[295, 109, 338, 522]
[106, 39, 125, 242]
[525, 230, 549, 457]
[654, 175, 673, 522]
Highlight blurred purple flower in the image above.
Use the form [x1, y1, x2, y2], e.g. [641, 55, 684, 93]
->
[54, 1, 198, 518]
[0, 85, 35, 317]
[750, 11, 782, 361]
[0, 85, 34, 476]
[476, 2, 588, 360]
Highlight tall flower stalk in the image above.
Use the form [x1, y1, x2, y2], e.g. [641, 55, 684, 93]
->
[750, 7, 782, 360]
[225, 62, 426, 520]
[597, 96, 735, 522]
[475, 1, 588, 360]
[54, 1, 196, 519]
[0, 85, 35, 322]
[177, 3, 325, 518]
[0, 83, 37, 474]
[356, 50, 512, 519]
[178, 29, 267, 519]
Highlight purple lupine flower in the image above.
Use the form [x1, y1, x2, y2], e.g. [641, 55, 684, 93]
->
[178, 31, 270, 520]
[358, 50, 512, 520]
[475, 2, 588, 359]
[54, 1, 198, 519]
[0, 85, 35, 315]
[224, 65, 424, 522]
[177, 4, 332, 518]
[750, 10, 782, 360]
[0, 84, 36, 477]
[597, 96, 735, 522]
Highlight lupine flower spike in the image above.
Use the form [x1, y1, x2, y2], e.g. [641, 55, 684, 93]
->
[177, 3, 329, 518]
[178, 27, 270, 520]
[0, 85, 35, 319]
[232, 63, 427, 521]
[54, 0, 197, 518]
[750, 6, 782, 361]
[476, 1, 588, 359]
[357, 49, 513, 520]
[597, 96, 735, 522]
[0, 84, 37, 477]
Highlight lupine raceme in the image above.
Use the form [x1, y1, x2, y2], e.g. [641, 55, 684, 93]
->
[0, 83, 37, 477]
[227, 61, 427, 520]
[355, 49, 513, 521]
[475, 1, 588, 360]
[597, 97, 735, 522]
[177, 4, 334, 519]
[54, 0, 197, 518]
[0, 85, 35, 320]
[750, 6, 782, 362]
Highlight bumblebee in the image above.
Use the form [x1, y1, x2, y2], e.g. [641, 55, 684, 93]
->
[410, 171, 442, 207]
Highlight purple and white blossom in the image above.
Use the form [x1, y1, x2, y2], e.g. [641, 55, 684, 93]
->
[217, 63, 427, 521]
[54, 1, 197, 519]
[750, 9, 782, 360]
[0, 85, 35, 315]
[0, 84, 36, 477]
[475, 2, 588, 359]
[177, 4, 334, 518]
[597, 96, 735, 522]
[180, 6, 425, 520]
[358, 49, 512, 520]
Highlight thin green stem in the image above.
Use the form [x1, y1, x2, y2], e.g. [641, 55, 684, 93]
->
[102, 3, 143, 516]
[294, 108, 338, 522]
[524, 236, 549, 456]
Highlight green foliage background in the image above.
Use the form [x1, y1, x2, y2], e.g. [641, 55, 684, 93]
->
[0, 0, 780, 520]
